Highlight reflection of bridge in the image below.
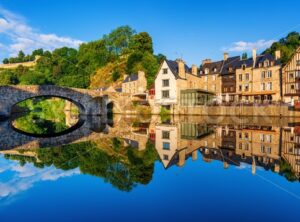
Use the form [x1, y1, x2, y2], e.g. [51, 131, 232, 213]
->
[0, 115, 135, 150]
[0, 85, 131, 117]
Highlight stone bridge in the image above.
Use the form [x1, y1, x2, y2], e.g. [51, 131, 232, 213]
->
[0, 85, 131, 117]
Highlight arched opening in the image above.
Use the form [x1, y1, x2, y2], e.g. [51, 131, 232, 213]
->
[10, 96, 84, 137]
[107, 102, 114, 113]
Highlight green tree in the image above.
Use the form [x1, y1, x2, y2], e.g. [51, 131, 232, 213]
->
[242, 52, 248, 59]
[130, 32, 153, 53]
[264, 31, 300, 65]
[103, 26, 136, 55]
[17, 50, 25, 62]
[2, 58, 9, 64]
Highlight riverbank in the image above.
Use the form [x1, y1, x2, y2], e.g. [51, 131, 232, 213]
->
[146, 104, 300, 117]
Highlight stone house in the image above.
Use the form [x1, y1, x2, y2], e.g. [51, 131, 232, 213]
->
[122, 71, 147, 94]
[236, 49, 281, 103]
[154, 59, 213, 112]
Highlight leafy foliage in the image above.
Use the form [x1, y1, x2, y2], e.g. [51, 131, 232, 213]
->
[4, 138, 159, 192]
[0, 26, 164, 89]
[264, 31, 300, 65]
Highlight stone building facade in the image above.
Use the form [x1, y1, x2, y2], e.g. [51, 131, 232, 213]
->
[122, 71, 147, 94]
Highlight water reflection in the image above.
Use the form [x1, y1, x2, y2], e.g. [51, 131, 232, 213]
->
[11, 97, 80, 136]
[1, 115, 300, 195]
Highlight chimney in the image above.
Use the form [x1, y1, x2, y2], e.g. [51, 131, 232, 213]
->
[275, 50, 281, 60]
[176, 59, 186, 78]
[138, 70, 145, 79]
[224, 52, 229, 61]
[252, 49, 257, 67]
[191, 64, 198, 75]
[202, 59, 212, 65]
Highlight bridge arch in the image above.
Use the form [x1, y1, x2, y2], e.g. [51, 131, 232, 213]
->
[0, 85, 107, 117]
[11, 95, 86, 115]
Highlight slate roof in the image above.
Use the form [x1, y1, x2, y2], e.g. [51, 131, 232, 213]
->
[220, 56, 241, 75]
[200, 60, 223, 74]
[166, 60, 191, 79]
[123, 74, 139, 83]
[236, 53, 281, 69]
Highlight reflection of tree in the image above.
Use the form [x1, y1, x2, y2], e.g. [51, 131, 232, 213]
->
[279, 161, 298, 182]
[4, 139, 159, 192]
[13, 97, 73, 135]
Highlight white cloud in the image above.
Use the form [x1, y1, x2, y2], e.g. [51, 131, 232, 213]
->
[0, 7, 83, 58]
[0, 156, 80, 200]
[222, 39, 275, 52]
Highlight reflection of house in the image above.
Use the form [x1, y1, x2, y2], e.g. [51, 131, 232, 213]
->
[123, 122, 149, 151]
[281, 127, 300, 178]
[155, 122, 215, 168]
[235, 125, 281, 173]
[122, 71, 147, 94]
[282, 46, 300, 104]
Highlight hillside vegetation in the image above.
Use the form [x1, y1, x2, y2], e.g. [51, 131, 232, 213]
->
[0, 26, 165, 89]
[264, 31, 300, 65]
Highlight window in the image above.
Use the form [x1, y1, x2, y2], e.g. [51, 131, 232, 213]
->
[162, 90, 170, 98]
[245, 133, 249, 140]
[245, 143, 249, 151]
[162, 131, 170, 139]
[239, 74, 242, 81]
[261, 83, 265, 90]
[239, 133, 242, 139]
[239, 143, 243, 149]
[162, 79, 169, 87]
[242, 64, 246, 70]
[163, 155, 169, 160]
[204, 75, 208, 82]
[163, 142, 170, 150]
[261, 71, 265, 79]
[230, 86, 234, 92]
[265, 147, 272, 154]
[297, 60, 300, 66]
[267, 70, 272, 78]
[213, 68, 217, 72]
[239, 85, 242, 91]
[268, 82, 272, 90]
[291, 85, 295, 90]
[245, 84, 249, 91]
[245, 73, 249, 81]
[289, 73, 294, 79]
[163, 68, 168, 74]
[264, 60, 270, 67]
[205, 68, 209, 74]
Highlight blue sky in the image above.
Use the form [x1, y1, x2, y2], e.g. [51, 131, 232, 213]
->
[0, 0, 300, 65]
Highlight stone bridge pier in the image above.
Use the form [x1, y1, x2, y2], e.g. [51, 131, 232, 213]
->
[0, 85, 108, 117]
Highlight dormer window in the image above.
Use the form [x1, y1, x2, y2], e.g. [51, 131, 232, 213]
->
[213, 67, 217, 72]
[228, 67, 233, 72]
[264, 60, 270, 67]
[205, 68, 209, 74]
[242, 64, 246, 70]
